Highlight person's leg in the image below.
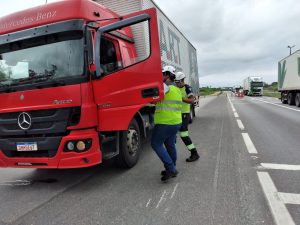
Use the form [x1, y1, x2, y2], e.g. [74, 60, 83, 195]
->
[179, 113, 199, 162]
[151, 124, 176, 172]
[164, 124, 182, 167]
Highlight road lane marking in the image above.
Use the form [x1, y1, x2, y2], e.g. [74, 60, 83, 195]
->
[164, 207, 170, 214]
[257, 172, 295, 225]
[236, 119, 245, 130]
[234, 112, 239, 118]
[261, 163, 300, 171]
[170, 183, 179, 199]
[278, 192, 300, 205]
[156, 190, 167, 208]
[242, 133, 257, 154]
[209, 106, 225, 224]
[146, 198, 151, 207]
[0, 180, 31, 186]
[256, 99, 300, 112]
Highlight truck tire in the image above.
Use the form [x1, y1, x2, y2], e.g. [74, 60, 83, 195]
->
[189, 106, 195, 124]
[115, 118, 141, 168]
[281, 93, 287, 104]
[295, 93, 300, 107]
[287, 92, 295, 105]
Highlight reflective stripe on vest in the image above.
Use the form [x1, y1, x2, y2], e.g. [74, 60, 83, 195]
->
[155, 106, 182, 111]
[154, 85, 182, 125]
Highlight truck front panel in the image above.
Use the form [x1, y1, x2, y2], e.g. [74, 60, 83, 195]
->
[0, 16, 102, 168]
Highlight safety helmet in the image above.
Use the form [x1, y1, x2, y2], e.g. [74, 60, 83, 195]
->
[175, 71, 186, 81]
[162, 65, 176, 75]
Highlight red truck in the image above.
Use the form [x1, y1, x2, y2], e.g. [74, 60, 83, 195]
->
[0, 0, 199, 169]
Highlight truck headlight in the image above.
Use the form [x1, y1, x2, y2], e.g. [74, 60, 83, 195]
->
[64, 139, 92, 152]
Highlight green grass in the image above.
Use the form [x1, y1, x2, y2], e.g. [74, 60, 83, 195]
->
[263, 91, 280, 98]
[199, 87, 222, 96]
[263, 82, 280, 98]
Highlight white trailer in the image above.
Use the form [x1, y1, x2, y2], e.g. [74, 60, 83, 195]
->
[243, 76, 263, 96]
[278, 49, 300, 106]
[98, 0, 200, 116]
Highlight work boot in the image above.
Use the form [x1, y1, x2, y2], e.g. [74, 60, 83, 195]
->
[161, 169, 178, 176]
[186, 150, 200, 162]
[161, 170, 178, 182]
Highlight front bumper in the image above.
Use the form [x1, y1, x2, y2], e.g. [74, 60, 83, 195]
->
[0, 128, 102, 169]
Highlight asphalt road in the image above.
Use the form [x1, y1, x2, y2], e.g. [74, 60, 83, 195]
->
[230, 93, 300, 225]
[2, 93, 299, 225]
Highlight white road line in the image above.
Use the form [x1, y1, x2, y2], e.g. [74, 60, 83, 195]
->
[227, 93, 237, 113]
[156, 190, 167, 208]
[164, 207, 170, 214]
[236, 119, 245, 130]
[170, 183, 179, 199]
[257, 172, 295, 225]
[146, 198, 151, 207]
[0, 180, 31, 186]
[261, 163, 300, 171]
[234, 112, 239, 118]
[278, 192, 300, 205]
[241, 133, 258, 154]
[256, 99, 300, 112]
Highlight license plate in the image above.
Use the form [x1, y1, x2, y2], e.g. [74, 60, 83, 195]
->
[16, 142, 38, 151]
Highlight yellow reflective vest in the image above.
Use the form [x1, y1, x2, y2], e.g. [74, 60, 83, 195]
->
[154, 85, 182, 125]
[179, 87, 191, 113]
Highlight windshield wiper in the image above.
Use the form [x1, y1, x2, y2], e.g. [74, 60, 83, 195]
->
[35, 78, 66, 89]
[0, 81, 22, 92]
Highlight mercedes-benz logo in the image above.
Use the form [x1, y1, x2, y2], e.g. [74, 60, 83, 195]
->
[18, 112, 32, 130]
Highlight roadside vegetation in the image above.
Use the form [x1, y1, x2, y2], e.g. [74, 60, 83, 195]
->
[263, 82, 280, 98]
[199, 87, 222, 96]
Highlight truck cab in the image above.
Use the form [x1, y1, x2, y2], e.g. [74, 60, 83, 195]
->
[0, 0, 163, 168]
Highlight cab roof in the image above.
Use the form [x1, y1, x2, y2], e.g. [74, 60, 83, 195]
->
[0, 0, 120, 35]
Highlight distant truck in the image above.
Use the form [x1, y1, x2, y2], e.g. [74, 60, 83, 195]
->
[0, 0, 199, 169]
[278, 49, 300, 106]
[243, 76, 263, 96]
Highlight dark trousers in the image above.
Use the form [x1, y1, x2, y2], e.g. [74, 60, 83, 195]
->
[179, 113, 196, 151]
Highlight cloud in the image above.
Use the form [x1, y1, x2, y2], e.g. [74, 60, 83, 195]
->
[155, 0, 300, 86]
[1, 0, 300, 87]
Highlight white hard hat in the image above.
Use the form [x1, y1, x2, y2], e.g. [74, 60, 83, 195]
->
[162, 65, 176, 75]
[175, 71, 186, 81]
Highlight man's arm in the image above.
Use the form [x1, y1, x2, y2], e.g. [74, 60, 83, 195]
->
[183, 85, 195, 104]
[182, 96, 195, 104]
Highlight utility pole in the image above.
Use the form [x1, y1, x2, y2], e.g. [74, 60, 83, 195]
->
[287, 45, 295, 55]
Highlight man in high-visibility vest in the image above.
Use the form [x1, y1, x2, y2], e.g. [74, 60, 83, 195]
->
[151, 65, 182, 182]
[175, 71, 200, 162]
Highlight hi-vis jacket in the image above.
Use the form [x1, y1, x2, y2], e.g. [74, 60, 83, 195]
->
[154, 84, 182, 125]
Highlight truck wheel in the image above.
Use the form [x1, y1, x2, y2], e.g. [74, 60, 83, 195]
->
[281, 93, 287, 104]
[189, 110, 193, 123]
[295, 93, 300, 107]
[189, 106, 195, 124]
[287, 92, 295, 105]
[115, 118, 141, 168]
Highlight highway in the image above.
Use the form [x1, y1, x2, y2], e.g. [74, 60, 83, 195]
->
[0, 93, 299, 225]
[229, 93, 300, 225]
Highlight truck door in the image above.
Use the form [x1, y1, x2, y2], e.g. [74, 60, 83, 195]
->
[93, 8, 163, 131]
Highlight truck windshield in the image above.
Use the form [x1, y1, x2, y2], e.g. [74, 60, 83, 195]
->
[251, 82, 263, 87]
[0, 32, 84, 92]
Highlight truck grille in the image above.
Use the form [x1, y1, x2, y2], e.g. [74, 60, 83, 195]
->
[0, 107, 80, 158]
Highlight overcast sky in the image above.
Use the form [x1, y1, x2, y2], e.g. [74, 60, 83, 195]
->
[1, 0, 300, 87]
